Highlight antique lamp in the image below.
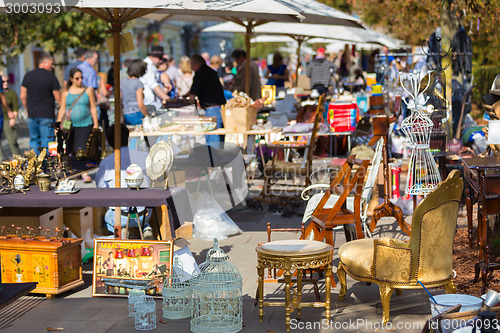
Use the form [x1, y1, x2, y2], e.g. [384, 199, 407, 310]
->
[115, 249, 124, 259]
[191, 238, 242, 333]
[162, 256, 193, 319]
[127, 249, 136, 257]
[141, 246, 151, 256]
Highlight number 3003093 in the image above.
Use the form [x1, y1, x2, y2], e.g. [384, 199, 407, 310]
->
[5, 3, 61, 14]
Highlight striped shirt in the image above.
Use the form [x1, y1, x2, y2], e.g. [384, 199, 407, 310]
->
[307, 58, 335, 87]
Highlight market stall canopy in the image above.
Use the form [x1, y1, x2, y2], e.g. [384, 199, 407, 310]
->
[74, 0, 304, 22]
[204, 22, 388, 45]
[281, 0, 363, 28]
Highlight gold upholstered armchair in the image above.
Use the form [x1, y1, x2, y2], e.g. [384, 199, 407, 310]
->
[337, 170, 463, 324]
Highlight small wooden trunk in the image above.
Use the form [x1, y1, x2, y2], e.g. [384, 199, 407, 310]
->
[0, 236, 84, 299]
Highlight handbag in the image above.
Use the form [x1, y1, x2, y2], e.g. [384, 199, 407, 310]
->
[62, 89, 86, 130]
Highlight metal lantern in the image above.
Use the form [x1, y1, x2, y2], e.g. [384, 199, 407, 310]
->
[128, 288, 146, 318]
[163, 255, 192, 319]
[134, 295, 156, 331]
[190, 238, 242, 333]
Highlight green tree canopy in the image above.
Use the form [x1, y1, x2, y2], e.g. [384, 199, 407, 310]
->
[0, 12, 108, 59]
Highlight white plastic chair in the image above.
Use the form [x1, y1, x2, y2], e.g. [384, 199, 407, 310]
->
[301, 138, 383, 237]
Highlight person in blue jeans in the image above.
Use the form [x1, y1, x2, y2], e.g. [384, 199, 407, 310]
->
[189, 54, 226, 148]
[20, 53, 61, 151]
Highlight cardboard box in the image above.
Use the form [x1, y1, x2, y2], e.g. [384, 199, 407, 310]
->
[63, 207, 93, 248]
[0, 207, 63, 231]
[222, 107, 258, 132]
[297, 75, 311, 90]
[175, 222, 193, 240]
[92, 207, 108, 236]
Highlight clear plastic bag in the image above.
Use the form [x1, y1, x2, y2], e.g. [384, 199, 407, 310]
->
[193, 193, 242, 241]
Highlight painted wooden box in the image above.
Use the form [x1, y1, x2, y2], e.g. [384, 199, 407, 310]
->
[0, 236, 83, 299]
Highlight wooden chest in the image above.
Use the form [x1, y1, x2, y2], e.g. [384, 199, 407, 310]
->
[0, 236, 84, 299]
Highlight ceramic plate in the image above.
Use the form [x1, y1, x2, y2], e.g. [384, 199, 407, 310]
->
[54, 188, 80, 195]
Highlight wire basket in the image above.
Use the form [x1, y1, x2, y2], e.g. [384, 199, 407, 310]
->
[190, 238, 242, 333]
[163, 255, 192, 319]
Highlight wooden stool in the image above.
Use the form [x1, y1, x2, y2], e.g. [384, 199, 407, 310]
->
[256, 240, 333, 332]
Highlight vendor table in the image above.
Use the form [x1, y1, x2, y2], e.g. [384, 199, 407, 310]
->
[462, 156, 500, 293]
[0, 187, 185, 241]
[282, 131, 352, 156]
[129, 128, 281, 151]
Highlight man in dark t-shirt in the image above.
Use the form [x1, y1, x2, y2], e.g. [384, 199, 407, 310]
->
[20, 53, 61, 151]
[189, 54, 226, 148]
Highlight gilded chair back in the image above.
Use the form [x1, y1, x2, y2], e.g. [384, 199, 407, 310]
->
[407, 169, 463, 283]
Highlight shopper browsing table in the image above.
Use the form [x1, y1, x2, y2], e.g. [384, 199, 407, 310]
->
[189, 54, 226, 148]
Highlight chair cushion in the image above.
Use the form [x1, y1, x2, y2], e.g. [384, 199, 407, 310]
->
[261, 240, 330, 254]
[338, 238, 374, 278]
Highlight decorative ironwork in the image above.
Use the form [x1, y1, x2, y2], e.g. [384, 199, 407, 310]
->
[400, 72, 441, 196]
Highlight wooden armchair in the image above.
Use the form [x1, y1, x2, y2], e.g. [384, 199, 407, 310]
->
[301, 138, 384, 238]
[337, 170, 463, 324]
[262, 94, 325, 198]
[302, 156, 371, 248]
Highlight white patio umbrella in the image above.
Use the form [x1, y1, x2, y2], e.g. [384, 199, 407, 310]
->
[66, 0, 307, 188]
[204, 21, 381, 85]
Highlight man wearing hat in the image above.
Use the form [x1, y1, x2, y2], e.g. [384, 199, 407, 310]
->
[307, 47, 335, 95]
[140, 45, 169, 111]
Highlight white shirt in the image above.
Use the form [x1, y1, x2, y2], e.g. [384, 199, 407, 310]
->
[140, 57, 162, 110]
[95, 147, 151, 188]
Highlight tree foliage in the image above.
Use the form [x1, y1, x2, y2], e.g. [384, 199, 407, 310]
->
[317, 0, 500, 65]
[0, 12, 108, 59]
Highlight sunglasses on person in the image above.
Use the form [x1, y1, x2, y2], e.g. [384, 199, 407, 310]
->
[73, 76, 83, 80]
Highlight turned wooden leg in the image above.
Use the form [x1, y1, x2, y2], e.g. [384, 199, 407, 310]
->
[379, 283, 394, 324]
[257, 266, 264, 322]
[444, 280, 457, 294]
[297, 269, 303, 316]
[337, 263, 347, 301]
[325, 262, 332, 320]
[465, 184, 474, 247]
[284, 270, 292, 332]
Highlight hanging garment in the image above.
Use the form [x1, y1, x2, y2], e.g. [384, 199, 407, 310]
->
[452, 27, 473, 76]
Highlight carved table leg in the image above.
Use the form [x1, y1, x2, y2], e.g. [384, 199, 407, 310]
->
[296, 269, 303, 316]
[257, 266, 264, 322]
[284, 270, 292, 332]
[325, 262, 332, 320]
[465, 184, 475, 247]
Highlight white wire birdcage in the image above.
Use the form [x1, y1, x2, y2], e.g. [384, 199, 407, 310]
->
[190, 238, 242, 333]
[134, 295, 156, 331]
[128, 288, 146, 318]
[400, 71, 441, 196]
[163, 255, 192, 319]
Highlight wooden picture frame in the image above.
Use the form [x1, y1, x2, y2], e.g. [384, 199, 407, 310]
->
[92, 239, 173, 298]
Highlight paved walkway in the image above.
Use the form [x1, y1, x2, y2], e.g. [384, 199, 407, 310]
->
[0, 123, 443, 332]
